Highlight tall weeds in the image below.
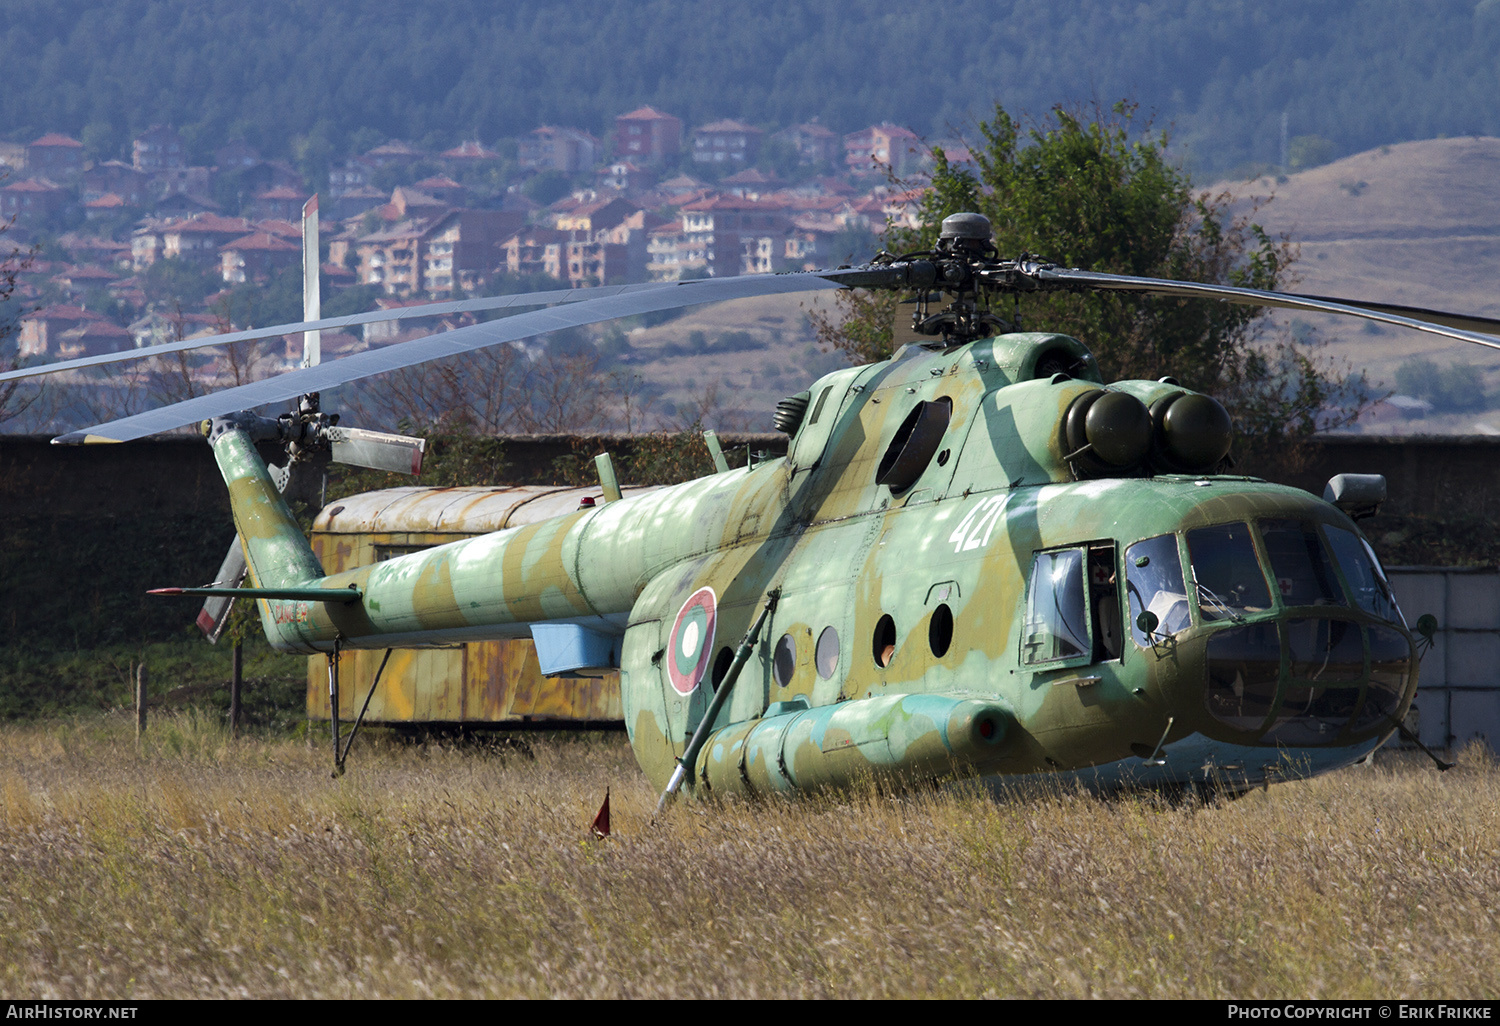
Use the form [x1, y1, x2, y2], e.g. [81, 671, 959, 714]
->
[0, 720, 1494, 999]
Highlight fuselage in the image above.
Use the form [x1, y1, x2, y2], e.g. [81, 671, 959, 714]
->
[218, 331, 1417, 796]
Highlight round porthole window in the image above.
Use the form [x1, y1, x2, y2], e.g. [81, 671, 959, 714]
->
[772, 633, 797, 687]
[872, 614, 897, 668]
[929, 604, 954, 658]
[815, 626, 840, 679]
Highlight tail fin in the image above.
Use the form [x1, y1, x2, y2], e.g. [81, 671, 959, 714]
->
[207, 414, 325, 597]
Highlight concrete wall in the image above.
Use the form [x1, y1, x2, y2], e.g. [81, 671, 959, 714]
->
[1389, 567, 1500, 757]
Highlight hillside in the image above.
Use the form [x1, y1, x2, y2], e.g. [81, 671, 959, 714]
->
[1210, 138, 1500, 433]
[2, 1, 1499, 179]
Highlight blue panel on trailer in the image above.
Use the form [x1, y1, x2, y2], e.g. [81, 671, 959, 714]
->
[530, 623, 621, 677]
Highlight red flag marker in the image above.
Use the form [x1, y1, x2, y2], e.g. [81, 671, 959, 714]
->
[591, 788, 610, 838]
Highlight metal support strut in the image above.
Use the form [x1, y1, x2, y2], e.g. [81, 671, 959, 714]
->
[656, 589, 780, 814]
[335, 649, 394, 776]
[327, 638, 341, 775]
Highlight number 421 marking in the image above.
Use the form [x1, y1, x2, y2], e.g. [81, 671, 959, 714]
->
[948, 495, 1008, 553]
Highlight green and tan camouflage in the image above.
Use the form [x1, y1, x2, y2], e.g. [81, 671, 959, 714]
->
[209, 329, 1419, 800]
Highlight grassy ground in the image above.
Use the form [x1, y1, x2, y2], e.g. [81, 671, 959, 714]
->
[0, 717, 1496, 999]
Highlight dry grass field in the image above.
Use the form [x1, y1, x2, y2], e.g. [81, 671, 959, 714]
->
[0, 715, 1496, 999]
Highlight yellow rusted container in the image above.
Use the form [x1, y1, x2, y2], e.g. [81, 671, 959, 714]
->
[306, 484, 652, 726]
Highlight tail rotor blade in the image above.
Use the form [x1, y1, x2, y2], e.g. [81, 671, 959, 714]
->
[327, 426, 426, 476]
[197, 540, 248, 643]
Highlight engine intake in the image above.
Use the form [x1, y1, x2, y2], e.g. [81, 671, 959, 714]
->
[1063, 389, 1152, 477]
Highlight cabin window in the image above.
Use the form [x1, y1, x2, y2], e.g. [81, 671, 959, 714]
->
[1258, 519, 1344, 607]
[872, 615, 897, 668]
[1324, 526, 1403, 623]
[772, 634, 797, 687]
[1124, 534, 1189, 646]
[815, 626, 840, 679]
[929, 604, 953, 658]
[1186, 523, 1272, 622]
[1022, 549, 1090, 666]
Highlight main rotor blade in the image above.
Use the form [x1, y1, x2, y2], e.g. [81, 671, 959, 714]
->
[53, 272, 845, 444]
[0, 280, 677, 385]
[1029, 267, 1500, 352]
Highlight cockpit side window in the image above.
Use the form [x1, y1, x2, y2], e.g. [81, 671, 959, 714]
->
[1258, 519, 1344, 607]
[1324, 526, 1404, 624]
[1023, 548, 1091, 667]
[1124, 534, 1190, 646]
[1186, 522, 1273, 622]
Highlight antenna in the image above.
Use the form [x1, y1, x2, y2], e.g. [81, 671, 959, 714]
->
[301, 194, 320, 368]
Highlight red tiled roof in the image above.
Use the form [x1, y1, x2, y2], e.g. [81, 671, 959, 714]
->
[441, 141, 500, 160]
[3, 179, 64, 193]
[255, 219, 301, 238]
[85, 194, 126, 209]
[59, 265, 120, 280]
[161, 214, 254, 234]
[680, 194, 785, 212]
[64, 320, 131, 339]
[414, 175, 463, 190]
[618, 106, 679, 122]
[23, 304, 105, 322]
[221, 232, 299, 252]
[30, 133, 82, 148]
[254, 185, 307, 200]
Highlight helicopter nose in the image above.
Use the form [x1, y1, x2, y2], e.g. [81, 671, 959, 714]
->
[1200, 616, 1415, 745]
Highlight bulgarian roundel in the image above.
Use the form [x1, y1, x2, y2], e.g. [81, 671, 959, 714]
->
[666, 586, 717, 696]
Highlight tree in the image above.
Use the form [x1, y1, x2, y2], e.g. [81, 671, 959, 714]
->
[813, 101, 1362, 477]
[0, 213, 39, 428]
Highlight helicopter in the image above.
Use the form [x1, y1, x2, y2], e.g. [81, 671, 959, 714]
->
[12, 210, 1500, 804]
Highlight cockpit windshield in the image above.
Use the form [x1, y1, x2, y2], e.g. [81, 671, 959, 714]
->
[1185, 523, 1272, 621]
[1324, 526, 1404, 624]
[1258, 519, 1344, 607]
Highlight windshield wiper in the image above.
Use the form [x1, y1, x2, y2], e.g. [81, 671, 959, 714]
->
[1194, 578, 1247, 624]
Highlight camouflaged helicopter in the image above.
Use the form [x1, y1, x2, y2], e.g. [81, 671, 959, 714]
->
[14, 211, 1500, 804]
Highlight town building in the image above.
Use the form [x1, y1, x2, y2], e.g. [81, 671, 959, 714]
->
[133, 125, 186, 172]
[0, 179, 70, 222]
[245, 185, 310, 222]
[81, 161, 149, 206]
[219, 231, 301, 284]
[519, 126, 600, 174]
[497, 226, 568, 281]
[773, 122, 841, 168]
[18, 305, 130, 360]
[614, 106, 682, 165]
[132, 214, 254, 270]
[355, 209, 524, 296]
[26, 134, 83, 179]
[844, 124, 923, 175]
[691, 120, 763, 166]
